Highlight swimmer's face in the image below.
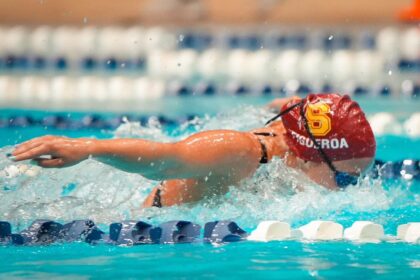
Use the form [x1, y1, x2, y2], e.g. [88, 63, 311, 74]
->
[284, 153, 374, 189]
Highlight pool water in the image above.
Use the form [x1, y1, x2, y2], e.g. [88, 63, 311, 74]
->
[0, 97, 419, 279]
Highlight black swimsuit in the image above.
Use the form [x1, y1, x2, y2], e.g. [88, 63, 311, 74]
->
[152, 187, 163, 208]
[253, 132, 277, 164]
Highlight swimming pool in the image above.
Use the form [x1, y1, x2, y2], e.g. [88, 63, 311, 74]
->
[0, 96, 419, 279]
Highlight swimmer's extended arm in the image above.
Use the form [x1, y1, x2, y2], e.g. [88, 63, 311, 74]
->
[10, 131, 262, 182]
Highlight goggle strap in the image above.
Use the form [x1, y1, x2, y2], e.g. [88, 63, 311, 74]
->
[265, 101, 304, 126]
[299, 104, 338, 174]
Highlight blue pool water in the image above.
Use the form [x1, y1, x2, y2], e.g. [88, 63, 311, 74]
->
[0, 97, 419, 279]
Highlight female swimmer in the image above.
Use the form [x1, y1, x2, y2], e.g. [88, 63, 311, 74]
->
[8, 93, 376, 208]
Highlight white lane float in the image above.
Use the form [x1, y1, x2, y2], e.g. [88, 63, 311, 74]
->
[75, 27, 98, 60]
[76, 76, 107, 102]
[144, 27, 177, 52]
[245, 50, 274, 83]
[169, 49, 198, 79]
[330, 50, 354, 85]
[273, 50, 301, 83]
[50, 76, 76, 103]
[95, 26, 124, 62]
[51, 26, 78, 63]
[295, 220, 343, 240]
[108, 76, 133, 101]
[3, 26, 28, 58]
[344, 221, 384, 243]
[247, 221, 291, 242]
[400, 27, 420, 61]
[227, 49, 249, 82]
[354, 50, 385, 86]
[299, 50, 328, 84]
[120, 26, 145, 61]
[404, 113, 420, 138]
[369, 112, 403, 136]
[29, 26, 52, 58]
[397, 223, 420, 243]
[197, 49, 225, 81]
[376, 27, 400, 60]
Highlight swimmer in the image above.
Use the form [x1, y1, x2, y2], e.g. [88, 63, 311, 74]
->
[8, 93, 375, 208]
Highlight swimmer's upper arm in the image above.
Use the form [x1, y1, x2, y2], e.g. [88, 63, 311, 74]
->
[170, 130, 261, 181]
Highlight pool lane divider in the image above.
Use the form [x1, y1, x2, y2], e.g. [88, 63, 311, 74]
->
[0, 219, 246, 246]
[0, 114, 200, 130]
[0, 220, 419, 246]
[1, 112, 420, 138]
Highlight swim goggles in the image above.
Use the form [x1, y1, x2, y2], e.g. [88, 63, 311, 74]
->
[265, 101, 359, 188]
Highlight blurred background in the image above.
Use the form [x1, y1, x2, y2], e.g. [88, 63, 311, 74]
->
[0, 0, 419, 114]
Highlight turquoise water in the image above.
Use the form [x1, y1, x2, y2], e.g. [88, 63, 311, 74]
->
[0, 242, 419, 279]
[0, 97, 419, 279]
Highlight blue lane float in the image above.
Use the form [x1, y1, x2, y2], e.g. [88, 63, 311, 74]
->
[157, 221, 201, 244]
[61, 220, 105, 244]
[18, 220, 63, 245]
[204, 220, 248, 243]
[109, 220, 158, 245]
[0, 220, 243, 246]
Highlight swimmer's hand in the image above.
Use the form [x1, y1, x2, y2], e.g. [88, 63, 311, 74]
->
[9, 136, 95, 168]
[267, 96, 301, 112]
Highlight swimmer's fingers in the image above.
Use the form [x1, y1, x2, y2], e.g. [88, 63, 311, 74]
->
[33, 158, 65, 168]
[12, 141, 44, 156]
[11, 144, 51, 161]
[14, 135, 64, 154]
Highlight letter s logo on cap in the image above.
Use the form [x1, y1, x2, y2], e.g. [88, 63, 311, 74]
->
[305, 103, 331, 136]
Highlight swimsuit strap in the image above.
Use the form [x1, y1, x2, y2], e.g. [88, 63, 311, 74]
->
[257, 138, 269, 164]
[253, 132, 278, 137]
[253, 132, 277, 164]
[152, 186, 163, 208]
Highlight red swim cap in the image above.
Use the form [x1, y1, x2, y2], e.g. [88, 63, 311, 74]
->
[281, 93, 376, 162]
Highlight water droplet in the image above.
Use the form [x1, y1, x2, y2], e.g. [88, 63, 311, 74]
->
[328, 35, 334, 40]
[388, 70, 392, 76]
[178, 34, 184, 42]
[106, 60, 111, 65]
